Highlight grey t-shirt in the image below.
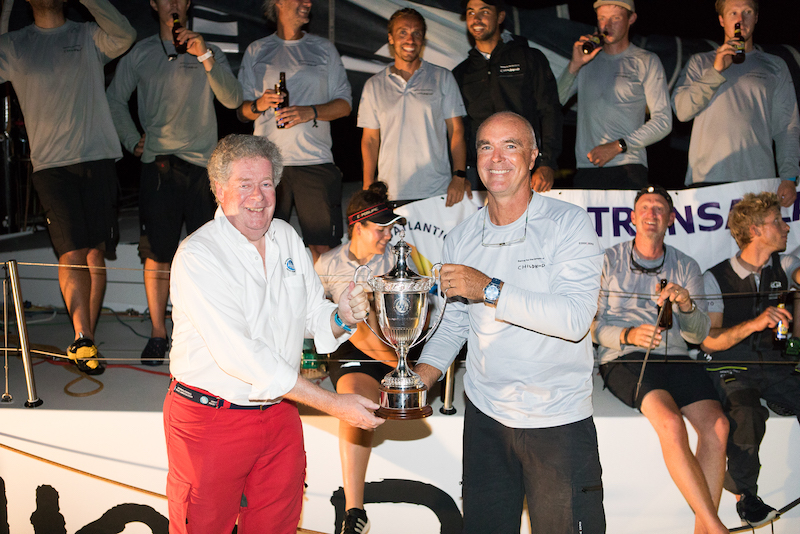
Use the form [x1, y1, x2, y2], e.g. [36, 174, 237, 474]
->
[357, 60, 466, 201]
[593, 240, 710, 365]
[558, 43, 672, 169]
[238, 32, 352, 166]
[673, 50, 800, 185]
[0, 0, 135, 172]
[107, 34, 243, 167]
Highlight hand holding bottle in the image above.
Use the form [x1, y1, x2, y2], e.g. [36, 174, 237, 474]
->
[568, 33, 603, 74]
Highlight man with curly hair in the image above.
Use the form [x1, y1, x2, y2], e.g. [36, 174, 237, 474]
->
[702, 191, 800, 527]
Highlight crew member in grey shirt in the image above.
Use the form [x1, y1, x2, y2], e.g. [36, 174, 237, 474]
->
[593, 185, 728, 534]
[107, 0, 242, 365]
[672, 0, 800, 208]
[0, 0, 135, 374]
[558, 0, 671, 189]
[238, 0, 352, 262]
[358, 8, 468, 205]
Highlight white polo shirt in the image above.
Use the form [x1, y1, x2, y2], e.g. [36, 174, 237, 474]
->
[358, 60, 466, 201]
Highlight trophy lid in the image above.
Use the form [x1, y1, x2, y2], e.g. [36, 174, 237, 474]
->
[370, 234, 434, 291]
[381, 238, 422, 281]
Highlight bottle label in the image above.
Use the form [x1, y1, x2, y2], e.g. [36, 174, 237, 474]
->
[777, 322, 789, 339]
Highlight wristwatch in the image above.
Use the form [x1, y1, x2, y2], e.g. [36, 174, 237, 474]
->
[617, 138, 628, 153]
[250, 100, 261, 115]
[453, 170, 467, 179]
[483, 278, 503, 307]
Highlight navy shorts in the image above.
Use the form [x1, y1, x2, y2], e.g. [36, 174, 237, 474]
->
[31, 159, 119, 259]
[275, 163, 343, 247]
[600, 352, 720, 410]
[138, 156, 216, 263]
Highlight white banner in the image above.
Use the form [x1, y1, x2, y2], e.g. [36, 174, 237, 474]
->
[395, 178, 800, 273]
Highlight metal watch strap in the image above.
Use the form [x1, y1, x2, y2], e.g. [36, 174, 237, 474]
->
[484, 278, 502, 307]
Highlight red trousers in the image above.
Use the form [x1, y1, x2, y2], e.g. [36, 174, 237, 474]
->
[163, 384, 306, 534]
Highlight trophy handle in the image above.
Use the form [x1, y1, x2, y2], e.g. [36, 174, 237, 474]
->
[410, 262, 447, 349]
[352, 265, 395, 350]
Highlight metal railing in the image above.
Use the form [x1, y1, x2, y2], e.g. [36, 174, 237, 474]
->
[2, 259, 42, 407]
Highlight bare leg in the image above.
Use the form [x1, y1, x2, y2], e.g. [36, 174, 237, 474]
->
[143, 259, 170, 339]
[308, 244, 332, 264]
[86, 248, 106, 336]
[59, 249, 94, 340]
[640, 390, 729, 534]
[682, 400, 729, 512]
[336, 372, 381, 510]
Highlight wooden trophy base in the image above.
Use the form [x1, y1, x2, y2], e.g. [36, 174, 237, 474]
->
[375, 404, 433, 420]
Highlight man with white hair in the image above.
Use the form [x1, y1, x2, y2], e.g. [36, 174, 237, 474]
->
[165, 134, 384, 533]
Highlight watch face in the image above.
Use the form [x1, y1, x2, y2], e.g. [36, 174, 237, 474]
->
[485, 284, 500, 301]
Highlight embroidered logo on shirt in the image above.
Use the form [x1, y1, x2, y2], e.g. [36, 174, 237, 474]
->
[286, 259, 296, 273]
[518, 258, 546, 270]
[499, 64, 521, 73]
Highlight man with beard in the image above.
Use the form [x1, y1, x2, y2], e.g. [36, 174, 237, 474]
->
[358, 8, 468, 206]
[453, 0, 561, 193]
[238, 0, 352, 262]
[0, 0, 135, 373]
[558, 0, 671, 189]
[701, 192, 800, 527]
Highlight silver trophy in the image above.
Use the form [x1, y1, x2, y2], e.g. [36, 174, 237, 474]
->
[354, 233, 445, 419]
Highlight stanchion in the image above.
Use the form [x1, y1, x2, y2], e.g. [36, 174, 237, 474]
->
[4, 260, 42, 407]
[439, 361, 456, 415]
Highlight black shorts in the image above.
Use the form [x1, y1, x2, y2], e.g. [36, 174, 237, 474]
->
[138, 156, 216, 263]
[275, 163, 343, 247]
[326, 340, 423, 390]
[600, 352, 719, 410]
[31, 159, 119, 259]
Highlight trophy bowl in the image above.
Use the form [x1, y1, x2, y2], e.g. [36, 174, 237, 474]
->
[354, 236, 445, 420]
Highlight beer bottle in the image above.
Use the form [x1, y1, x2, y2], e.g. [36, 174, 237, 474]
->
[773, 291, 791, 349]
[657, 279, 673, 330]
[582, 33, 604, 55]
[275, 72, 289, 129]
[732, 22, 745, 64]
[172, 13, 187, 55]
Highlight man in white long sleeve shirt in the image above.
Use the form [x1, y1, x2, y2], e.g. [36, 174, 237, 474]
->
[558, 0, 671, 189]
[0, 0, 135, 374]
[165, 134, 383, 534]
[415, 112, 606, 533]
[672, 0, 800, 207]
[107, 0, 243, 365]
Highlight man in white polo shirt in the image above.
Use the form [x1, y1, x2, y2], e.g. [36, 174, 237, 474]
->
[358, 8, 469, 206]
